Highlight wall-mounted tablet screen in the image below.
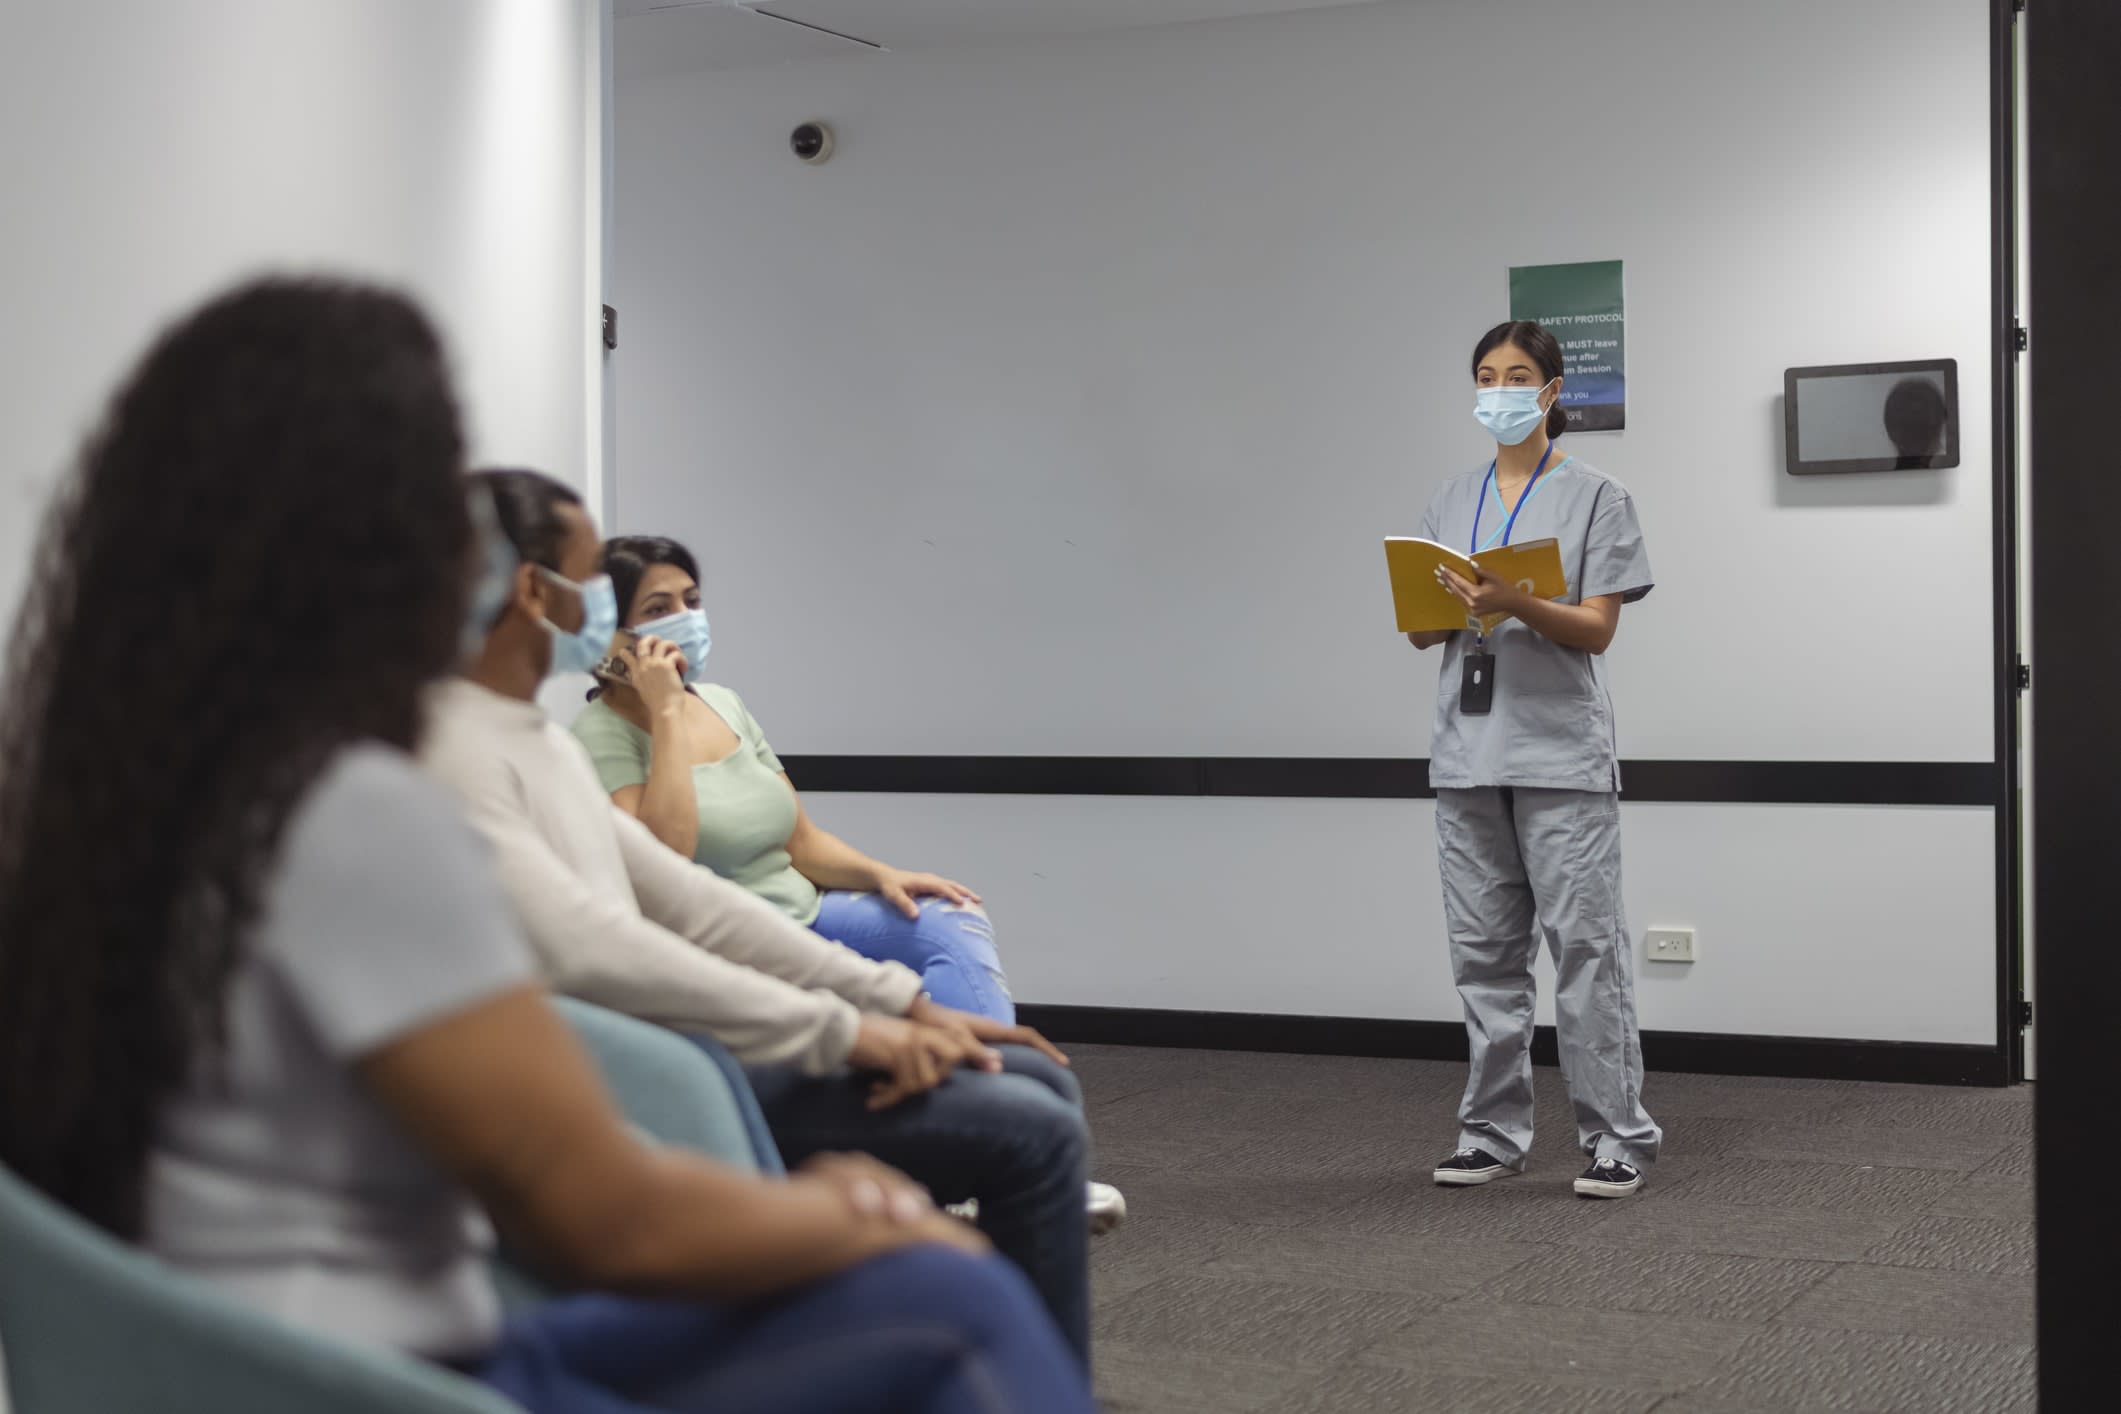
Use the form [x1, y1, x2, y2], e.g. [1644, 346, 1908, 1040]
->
[1784, 359, 1959, 475]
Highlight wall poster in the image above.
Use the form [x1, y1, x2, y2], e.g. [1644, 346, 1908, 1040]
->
[1508, 259, 1626, 432]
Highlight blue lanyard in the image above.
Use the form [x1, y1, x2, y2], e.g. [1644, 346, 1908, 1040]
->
[1469, 446, 1566, 554]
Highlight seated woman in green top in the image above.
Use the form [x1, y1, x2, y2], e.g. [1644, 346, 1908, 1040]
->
[576, 537, 1127, 1234]
[572, 536, 1013, 1023]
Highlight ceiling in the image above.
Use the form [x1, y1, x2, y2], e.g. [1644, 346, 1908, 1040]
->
[614, 0, 1381, 80]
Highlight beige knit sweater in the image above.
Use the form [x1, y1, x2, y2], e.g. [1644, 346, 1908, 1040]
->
[418, 678, 921, 1074]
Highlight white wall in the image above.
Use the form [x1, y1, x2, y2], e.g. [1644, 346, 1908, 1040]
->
[616, 0, 2000, 1043]
[0, 14, 601, 1391]
[802, 793, 1995, 1044]
[618, 0, 1993, 761]
[0, 0, 608, 631]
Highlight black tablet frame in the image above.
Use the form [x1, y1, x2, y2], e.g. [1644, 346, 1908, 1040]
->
[1783, 357, 1961, 475]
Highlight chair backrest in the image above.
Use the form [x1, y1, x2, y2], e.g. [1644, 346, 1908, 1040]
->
[0, 1164, 515, 1414]
[2, 1001, 779, 1404]
[488, 998, 778, 1313]
[550, 997, 768, 1166]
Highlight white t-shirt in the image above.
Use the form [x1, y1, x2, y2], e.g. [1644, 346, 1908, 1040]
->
[145, 745, 534, 1360]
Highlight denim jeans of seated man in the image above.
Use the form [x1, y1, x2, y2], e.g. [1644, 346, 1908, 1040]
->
[742, 1045, 1091, 1366]
[462, 1245, 1093, 1414]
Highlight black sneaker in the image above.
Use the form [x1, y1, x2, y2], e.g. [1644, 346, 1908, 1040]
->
[1433, 1147, 1513, 1186]
[1574, 1157, 1644, 1198]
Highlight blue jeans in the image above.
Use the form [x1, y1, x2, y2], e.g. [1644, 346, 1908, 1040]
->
[464, 1246, 1092, 1414]
[745, 1047, 1090, 1366]
[812, 892, 1014, 1023]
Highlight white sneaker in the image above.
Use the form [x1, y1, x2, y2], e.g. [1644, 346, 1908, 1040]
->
[950, 1185, 1126, 1232]
[1088, 1181, 1128, 1235]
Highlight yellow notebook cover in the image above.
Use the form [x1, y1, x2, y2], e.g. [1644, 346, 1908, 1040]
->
[1383, 536, 1570, 635]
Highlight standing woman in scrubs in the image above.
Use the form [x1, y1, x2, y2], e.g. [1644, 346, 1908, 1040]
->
[1408, 320, 1663, 1198]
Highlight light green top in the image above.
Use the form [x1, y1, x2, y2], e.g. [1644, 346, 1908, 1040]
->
[572, 685, 822, 925]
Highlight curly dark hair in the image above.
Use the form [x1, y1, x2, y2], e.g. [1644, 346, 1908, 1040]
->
[0, 277, 470, 1236]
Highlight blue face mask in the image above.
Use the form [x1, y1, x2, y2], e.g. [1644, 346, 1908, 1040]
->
[535, 568, 618, 678]
[1474, 379, 1558, 446]
[633, 607, 712, 683]
[460, 485, 519, 665]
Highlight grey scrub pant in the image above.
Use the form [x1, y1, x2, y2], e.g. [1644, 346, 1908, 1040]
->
[1435, 786, 1661, 1169]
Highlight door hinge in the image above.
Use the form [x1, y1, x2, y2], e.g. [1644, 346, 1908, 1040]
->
[2012, 322, 2029, 354]
[2017, 998, 2032, 1027]
[2013, 658, 2030, 693]
[602, 305, 617, 352]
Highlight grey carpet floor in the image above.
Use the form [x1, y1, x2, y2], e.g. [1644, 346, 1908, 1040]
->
[1070, 1044, 2034, 1414]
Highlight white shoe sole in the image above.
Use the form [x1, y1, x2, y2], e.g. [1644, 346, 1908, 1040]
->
[1433, 1166, 1513, 1187]
[1573, 1177, 1643, 1199]
[1088, 1181, 1128, 1236]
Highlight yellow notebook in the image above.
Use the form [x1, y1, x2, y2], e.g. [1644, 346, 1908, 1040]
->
[1383, 536, 1570, 635]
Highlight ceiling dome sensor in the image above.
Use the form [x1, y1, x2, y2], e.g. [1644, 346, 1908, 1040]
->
[790, 121, 835, 165]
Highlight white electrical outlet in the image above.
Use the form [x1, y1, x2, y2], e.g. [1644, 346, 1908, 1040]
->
[1646, 928, 1697, 964]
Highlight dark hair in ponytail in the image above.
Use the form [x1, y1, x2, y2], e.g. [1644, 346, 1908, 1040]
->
[1471, 319, 1569, 440]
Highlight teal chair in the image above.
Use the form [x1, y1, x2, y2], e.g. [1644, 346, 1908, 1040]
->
[549, 999, 774, 1170]
[0, 1162, 517, 1414]
[492, 999, 777, 1309]
[2, 999, 776, 1412]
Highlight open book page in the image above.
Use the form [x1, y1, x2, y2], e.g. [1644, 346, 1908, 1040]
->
[1383, 536, 1569, 635]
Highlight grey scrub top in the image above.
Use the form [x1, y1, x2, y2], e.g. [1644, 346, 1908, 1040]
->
[1417, 457, 1653, 793]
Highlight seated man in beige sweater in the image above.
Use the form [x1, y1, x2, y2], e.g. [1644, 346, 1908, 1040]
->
[420, 469, 1094, 1364]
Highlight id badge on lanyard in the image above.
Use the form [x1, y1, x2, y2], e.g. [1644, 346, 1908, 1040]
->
[1460, 649, 1497, 715]
[1458, 445, 1559, 717]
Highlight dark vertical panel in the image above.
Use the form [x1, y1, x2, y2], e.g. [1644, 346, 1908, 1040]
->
[1990, 0, 2025, 1085]
[2028, 0, 2121, 1402]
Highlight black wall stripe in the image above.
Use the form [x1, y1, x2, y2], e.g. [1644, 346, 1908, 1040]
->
[780, 755, 1999, 808]
[1020, 1004, 2008, 1088]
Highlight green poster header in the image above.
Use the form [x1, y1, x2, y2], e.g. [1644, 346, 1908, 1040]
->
[1508, 259, 1626, 432]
